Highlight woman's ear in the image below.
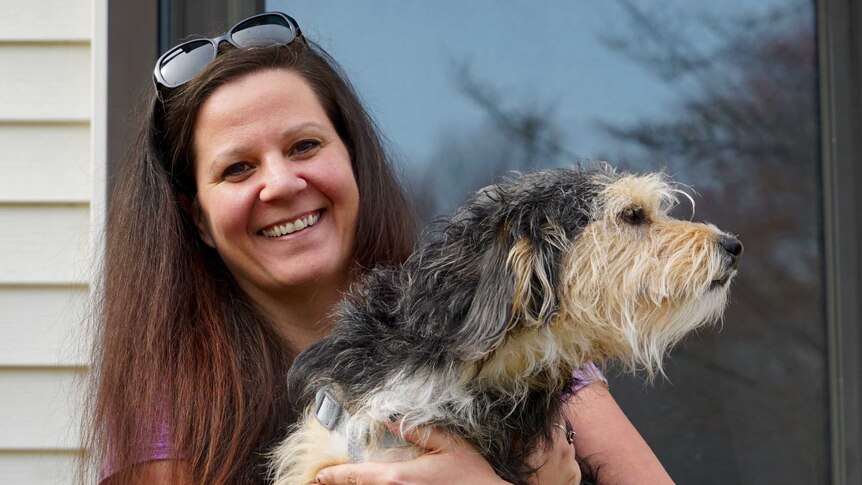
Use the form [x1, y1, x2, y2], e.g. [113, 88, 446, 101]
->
[179, 194, 215, 248]
[195, 213, 216, 249]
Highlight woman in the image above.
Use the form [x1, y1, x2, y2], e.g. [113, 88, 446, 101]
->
[85, 12, 672, 484]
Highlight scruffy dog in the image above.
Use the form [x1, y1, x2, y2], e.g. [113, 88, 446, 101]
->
[270, 165, 742, 484]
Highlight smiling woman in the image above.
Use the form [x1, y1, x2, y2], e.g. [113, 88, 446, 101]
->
[85, 38, 417, 483]
[192, 69, 360, 349]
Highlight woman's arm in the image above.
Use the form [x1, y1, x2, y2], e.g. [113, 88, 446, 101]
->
[564, 383, 674, 485]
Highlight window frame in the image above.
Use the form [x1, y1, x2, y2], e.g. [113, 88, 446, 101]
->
[106, 2, 158, 197]
[818, 1, 862, 484]
[158, 0, 265, 53]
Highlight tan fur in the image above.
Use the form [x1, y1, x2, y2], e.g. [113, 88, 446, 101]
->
[476, 325, 570, 398]
[507, 224, 567, 328]
[269, 411, 350, 485]
[271, 408, 426, 485]
[508, 237, 537, 325]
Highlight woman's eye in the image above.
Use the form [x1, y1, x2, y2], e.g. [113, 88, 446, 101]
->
[222, 162, 253, 179]
[292, 139, 321, 156]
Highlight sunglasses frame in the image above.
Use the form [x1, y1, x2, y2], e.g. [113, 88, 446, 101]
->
[153, 11, 303, 90]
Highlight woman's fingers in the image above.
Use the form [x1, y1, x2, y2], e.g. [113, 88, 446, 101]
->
[315, 462, 390, 485]
[316, 422, 508, 485]
[527, 416, 581, 485]
[384, 420, 470, 454]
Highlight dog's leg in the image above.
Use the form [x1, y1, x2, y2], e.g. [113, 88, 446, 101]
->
[270, 410, 350, 485]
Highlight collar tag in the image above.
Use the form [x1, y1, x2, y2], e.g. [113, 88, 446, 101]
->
[314, 385, 344, 431]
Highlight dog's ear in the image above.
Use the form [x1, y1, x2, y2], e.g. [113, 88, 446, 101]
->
[508, 232, 561, 328]
[453, 217, 565, 361]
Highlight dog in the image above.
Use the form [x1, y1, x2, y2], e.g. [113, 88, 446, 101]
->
[270, 164, 742, 484]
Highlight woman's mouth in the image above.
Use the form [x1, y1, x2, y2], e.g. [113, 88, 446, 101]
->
[260, 211, 322, 237]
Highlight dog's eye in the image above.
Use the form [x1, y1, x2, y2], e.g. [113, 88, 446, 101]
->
[620, 206, 647, 225]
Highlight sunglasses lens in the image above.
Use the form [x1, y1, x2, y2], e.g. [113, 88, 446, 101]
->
[231, 14, 296, 47]
[158, 39, 215, 87]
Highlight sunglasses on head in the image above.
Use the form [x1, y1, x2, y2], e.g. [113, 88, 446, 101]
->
[153, 12, 303, 90]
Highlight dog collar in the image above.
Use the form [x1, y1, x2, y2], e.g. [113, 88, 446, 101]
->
[313, 385, 409, 461]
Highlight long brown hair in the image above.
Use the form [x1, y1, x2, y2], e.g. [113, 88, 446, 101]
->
[84, 40, 416, 483]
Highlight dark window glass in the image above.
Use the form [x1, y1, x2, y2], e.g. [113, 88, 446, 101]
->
[267, 1, 826, 483]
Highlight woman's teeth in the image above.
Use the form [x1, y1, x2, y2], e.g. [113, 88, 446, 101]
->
[262, 213, 320, 237]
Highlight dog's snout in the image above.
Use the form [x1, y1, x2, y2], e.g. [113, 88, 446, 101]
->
[718, 235, 743, 266]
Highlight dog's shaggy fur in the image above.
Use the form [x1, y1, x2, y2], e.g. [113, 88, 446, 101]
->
[270, 165, 742, 484]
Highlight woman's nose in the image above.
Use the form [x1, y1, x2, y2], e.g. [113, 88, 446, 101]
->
[258, 158, 307, 202]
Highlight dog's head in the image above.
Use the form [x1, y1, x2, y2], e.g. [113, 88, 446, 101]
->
[445, 164, 741, 380]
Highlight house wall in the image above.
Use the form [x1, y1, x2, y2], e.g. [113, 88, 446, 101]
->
[0, 0, 106, 482]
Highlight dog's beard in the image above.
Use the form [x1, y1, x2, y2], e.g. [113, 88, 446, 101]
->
[558, 220, 734, 378]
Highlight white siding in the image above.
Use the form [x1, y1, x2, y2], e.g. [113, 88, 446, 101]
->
[0, 206, 91, 285]
[0, 0, 90, 42]
[0, 453, 77, 485]
[0, 369, 84, 450]
[0, 124, 90, 203]
[0, 287, 88, 366]
[0, 45, 91, 121]
[0, 0, 104, 481]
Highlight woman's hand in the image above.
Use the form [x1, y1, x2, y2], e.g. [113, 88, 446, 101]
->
[314, 422, 509, 485]
[527, 418, 581, 485]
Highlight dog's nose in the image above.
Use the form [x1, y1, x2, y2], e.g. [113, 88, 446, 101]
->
[719, 235, 743, 267]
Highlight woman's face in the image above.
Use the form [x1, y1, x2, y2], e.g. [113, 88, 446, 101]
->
[192, 68, 360, 304]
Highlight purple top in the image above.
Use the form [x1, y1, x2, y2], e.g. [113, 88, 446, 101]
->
[100, 363, 606, 482]
[99, 417, 173, 483]
[565, 361, 608, 399]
